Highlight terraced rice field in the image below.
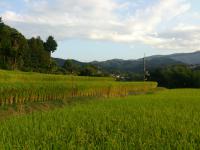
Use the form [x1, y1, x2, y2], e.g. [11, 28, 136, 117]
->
[0, 89, 200, 149]
[1, 70, 199, 149]
[0, 70, 157, 105]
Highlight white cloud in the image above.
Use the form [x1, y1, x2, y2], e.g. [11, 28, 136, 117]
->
[154, 24, 200, 51]
[2, 0, 200, 51]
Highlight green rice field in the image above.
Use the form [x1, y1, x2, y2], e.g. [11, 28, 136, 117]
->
[0, 89, 200, 149]
[0, 70, 200, 149]
[0, 70, 157, 105]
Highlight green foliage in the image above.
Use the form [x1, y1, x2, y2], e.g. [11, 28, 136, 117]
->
[27, 37, 50, 71]
[0, 19, 58, 72]
[79, 65, 98, 76]
[0, 89, 200, 149]
[44, 36, 58, 53]
[150, 65, 200, 88]
[62, 60, 107, 77]
[0, 24, 28, 70]
[63, 59, 80, 74]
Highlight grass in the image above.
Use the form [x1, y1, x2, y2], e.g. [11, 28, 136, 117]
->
[0, 89, 200, 149]
[0, 70, 157, 105]
[0, 69, 115, 83]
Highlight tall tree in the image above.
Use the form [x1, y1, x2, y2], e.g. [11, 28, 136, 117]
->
[0, 18, 59, 72]
[44, 36, 57, 56]
[28, 37, 50, 70]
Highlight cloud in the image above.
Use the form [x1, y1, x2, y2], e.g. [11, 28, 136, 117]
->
[1, 0, 199, 51]
[2, 0, 122, 38]
[153, 24, 200, 50]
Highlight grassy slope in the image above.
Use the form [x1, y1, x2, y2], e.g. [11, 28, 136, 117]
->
[0, 69, 115, 82]
[0, 89, 200, 149]
[0, 70, 157, 105]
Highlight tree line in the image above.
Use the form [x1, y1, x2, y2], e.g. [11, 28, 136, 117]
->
[0, 17, 57, 72]
[62, 59, 109, 76]
[149, 65, 200, 88]
[117, 65, 200, 88]
[0, 18, 108, 76]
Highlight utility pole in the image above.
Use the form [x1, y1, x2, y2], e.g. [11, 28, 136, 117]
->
[143, 53, 147, 81]
[143, 53, 150, 81]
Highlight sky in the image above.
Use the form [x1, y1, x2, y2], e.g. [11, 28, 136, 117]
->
[0, 0, 200, 62]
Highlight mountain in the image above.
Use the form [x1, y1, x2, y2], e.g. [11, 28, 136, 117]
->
[53, 58, 66, 66]
[167, 51, 200, 64]
[53, 51, 200, 73]
[54, 58, 87, 67]
[91, 57, 183, 73]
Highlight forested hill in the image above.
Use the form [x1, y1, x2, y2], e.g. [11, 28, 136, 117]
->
[54, 51, 200, 74]
[0, 18, 57, 72]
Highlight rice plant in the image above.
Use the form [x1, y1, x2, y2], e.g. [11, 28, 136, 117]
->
[0, 89, 200, 149]
[0, 70, 157, 105]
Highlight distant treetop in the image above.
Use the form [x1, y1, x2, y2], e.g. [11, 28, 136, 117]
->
[0, 17, 3, 24]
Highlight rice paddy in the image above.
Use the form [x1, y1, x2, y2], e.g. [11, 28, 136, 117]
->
[0, 70, 157, 105]
[0, 70, 199, 149]
[0, 89, 200, 149]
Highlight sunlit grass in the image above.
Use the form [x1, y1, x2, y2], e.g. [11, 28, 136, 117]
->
[0, 89, 200, 149]
[0, 70, 157, 105]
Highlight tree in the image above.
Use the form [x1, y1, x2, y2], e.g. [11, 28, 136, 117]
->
[63, 60, 80, 74]
[0, 17, 3, 30]
[49, 59, 59, 73]
[44, 36, 57, 55]
[0, 24, 28, 70]
[0, 21, 59, 73]
[79, 65, 98, 76]
[28, 37, 50, 70]
[149, 65, 196, 88]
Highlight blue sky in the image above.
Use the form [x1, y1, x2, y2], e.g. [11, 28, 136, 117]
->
[0, 0, 200, 62]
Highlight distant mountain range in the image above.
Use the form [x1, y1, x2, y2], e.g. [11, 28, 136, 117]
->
[54, 51, 200, 73]
[146, 51, 200, 65]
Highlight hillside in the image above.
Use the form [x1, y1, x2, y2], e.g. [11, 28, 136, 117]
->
[54, 51, 200, 73]
[168, 51, 200, 64]
[54, 58, 86, 67]
[93, 57, 184, 73]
